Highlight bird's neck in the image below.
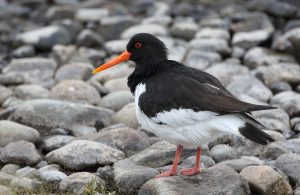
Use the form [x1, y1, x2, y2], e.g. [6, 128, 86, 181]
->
[127, 59, 169, 93]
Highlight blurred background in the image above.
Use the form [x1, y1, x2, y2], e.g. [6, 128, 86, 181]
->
[1, 0, 300, 194]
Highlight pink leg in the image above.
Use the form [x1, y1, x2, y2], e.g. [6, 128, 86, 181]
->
[156, 145, 183, 178]
[181, 146, 201, 176]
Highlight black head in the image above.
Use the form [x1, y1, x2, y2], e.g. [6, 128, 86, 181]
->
[126, 33, 168, 65]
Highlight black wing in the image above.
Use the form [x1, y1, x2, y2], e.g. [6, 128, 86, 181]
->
[139, 70, 275, 118]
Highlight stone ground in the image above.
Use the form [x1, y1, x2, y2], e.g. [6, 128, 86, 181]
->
[0, 0, 300, 194]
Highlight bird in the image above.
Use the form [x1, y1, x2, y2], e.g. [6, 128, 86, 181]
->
[92, 33, 275, 178]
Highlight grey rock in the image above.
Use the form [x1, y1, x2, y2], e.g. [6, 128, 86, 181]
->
[96, 165, 113, 183]
[142, 15, 172, 26]
[16, 26, 71, 49]
[55, 62, 93, 81]
[1, 164, 20, 175]
[0, 185, 13, 195]
[77, 29, 103, 47]
[181, 155, 215, 169]
[0, 120, 40, 147]
[244, 47, 295, 69]
[14, 84, 49, 100]
[252, 109, 291, 137]
[99, 91, 134, 111]
[170, 21, 198, 40]
[51, 44, 77, 65]
[114, 159, 158, 194]
[60, 172, 105, 195]
[275, 153, 300, 185]
[227, 75, 273, 102]
[200, 18, 230, 30]
[112, 103, 139, 129]
[121, 24, 168, 39]
[0, 140, 41, 165]
[0, 172, 14, 186]
[75, 8, 109, 22]
[270, 81, 292, 94]
[231, 46, 246, 58]
[252, 63, 300, 86]
[291, 117, 300, 133]
[129, 141, 195, 168]
[267, 139, 300, 154]
[0, 75, 24, 86]
[210, 144, 239, 163]
[0, 99, 113, 133]
[88, 79, 109, 96]
[105, 40, 128, 54]
[240, 165, 293, 195]
[184, 50, 221, 70]
[0, 85, 13, 105]
[46, 140, 125, 170]
[39, 169, 67, 183]
[104, 77, 130, 92]
[10, 177, 42, 191]
[15, 167, 41, 180]
[79, 126, 150, 156]
[195, 27, 230, 40]
[35, 161, 49, 169]
[218, 157, 260, 172]
[139, 165, 250, 195]
[271, 91, 300, 117]
[99, 15, 136, 40]
[41, 135, 75, 152]
[12, 45, 35, 58]
[91, 64, 133, 83]
[71, 125, 97, 137]
[206, 63, 249, 86]
[2, 58, 57, 87]
[260, 142, 292, 160]
[295, 188, 300, 195]
[189, 38, 231, 56]
[68, 47, 105, 65]
[50, 80, 101, 105]
[46, 6, 75, 20]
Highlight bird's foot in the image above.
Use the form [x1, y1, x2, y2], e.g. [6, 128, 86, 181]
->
[180, 167, 200, 176]
[155, 170, 177, 178]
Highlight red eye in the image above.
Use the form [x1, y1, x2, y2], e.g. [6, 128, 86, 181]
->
[135, 42, 142, 48]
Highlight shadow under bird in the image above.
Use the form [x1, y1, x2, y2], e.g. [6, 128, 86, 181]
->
[93, 33, 276, 177]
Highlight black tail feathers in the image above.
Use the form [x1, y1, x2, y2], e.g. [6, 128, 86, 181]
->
[238, 122, 274, 145]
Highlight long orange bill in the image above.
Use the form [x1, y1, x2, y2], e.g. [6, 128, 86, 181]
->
[92, 50, 132, 74]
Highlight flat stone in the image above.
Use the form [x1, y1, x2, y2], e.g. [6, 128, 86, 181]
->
[218, 157, 260, 172]
[142, 15, 172, 26]
[121, 24, 168, 39]
[46, 140, 125, 170]
[99, 90, 134, 111]
[60, 172, 104, 194]
[14, 84, 49, 100]
[206, 63, 249, 86]
[227, 75, 273, 102]
[240, 165, 293, 195]
[275, 153, 300, 185]
[189, 38, 231, 56]
[244, 47, 295, 69]
[252, 63, 300, 86]
[55, 62, 93, 81]
[1, 164, 20, 175]
[139, 165, 250, 195]
[0, 140, 41, 165]
[16, 26, 71, 49]
[0, 99, 113, 133]
[50, 80, 101, 105]
[0, 85, 13, 105]
[0, 120, 40, 147]
[232, 30, 273, 50]
[79, 127, 150, 156]
[114, 159, 158, 194]
[210, 144, 239, 163]
[2, 58, 57, 87]
[271, 91, 300, 117]
[112, 103, 139, 129]
[41, 135, 75, 152]
[129, 141, 195, 168]
[10, 177, 42, 191]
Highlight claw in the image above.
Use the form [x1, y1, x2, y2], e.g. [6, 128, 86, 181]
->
[155, 170, 177, 178]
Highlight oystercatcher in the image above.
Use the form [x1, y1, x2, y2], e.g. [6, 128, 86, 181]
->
[93, 33, 275, 177]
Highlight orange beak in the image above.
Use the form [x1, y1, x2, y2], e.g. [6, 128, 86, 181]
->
[92, 51, 131, 74]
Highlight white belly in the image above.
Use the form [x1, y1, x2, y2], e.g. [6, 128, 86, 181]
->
[134, 83, 243, 148]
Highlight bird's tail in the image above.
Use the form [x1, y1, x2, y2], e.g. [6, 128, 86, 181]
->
[238, 122, 274, 145]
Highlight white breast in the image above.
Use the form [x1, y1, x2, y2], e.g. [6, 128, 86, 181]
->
[134, 83, 244, 148]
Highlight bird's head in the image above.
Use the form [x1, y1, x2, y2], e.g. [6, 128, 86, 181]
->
[92, 33, 168, 74]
